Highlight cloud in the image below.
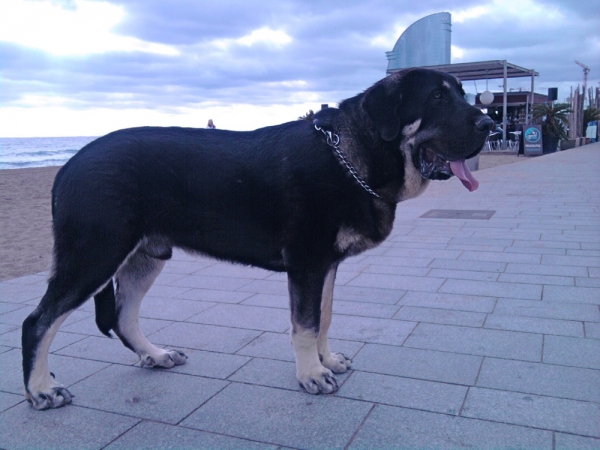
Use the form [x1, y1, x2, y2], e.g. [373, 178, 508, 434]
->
[0, 0, 598, 136]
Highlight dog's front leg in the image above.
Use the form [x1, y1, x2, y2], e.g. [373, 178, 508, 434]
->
[288, 268, 339, 394]
[317, 265, 352, 374]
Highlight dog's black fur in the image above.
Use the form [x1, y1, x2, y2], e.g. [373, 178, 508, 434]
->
[22, 68, 493, 409]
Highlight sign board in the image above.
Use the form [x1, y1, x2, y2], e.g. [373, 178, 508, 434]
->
[523, 125, 543, 155]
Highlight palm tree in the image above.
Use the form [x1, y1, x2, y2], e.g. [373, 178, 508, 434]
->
[583, 107, 600, 136]
[532, 102, 572, 140]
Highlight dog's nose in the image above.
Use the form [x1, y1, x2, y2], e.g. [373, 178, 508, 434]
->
[475, 115, 494, 133]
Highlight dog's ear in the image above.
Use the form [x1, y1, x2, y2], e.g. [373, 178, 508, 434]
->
[361, 72, 407, 141]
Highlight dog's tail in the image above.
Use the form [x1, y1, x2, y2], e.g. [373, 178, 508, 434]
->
[94, 282, 117, 337]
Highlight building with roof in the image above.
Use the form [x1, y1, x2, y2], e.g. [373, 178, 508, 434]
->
[386, 12, 451, 71]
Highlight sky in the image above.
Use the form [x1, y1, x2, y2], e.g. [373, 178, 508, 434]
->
[0, 0, 599, 137]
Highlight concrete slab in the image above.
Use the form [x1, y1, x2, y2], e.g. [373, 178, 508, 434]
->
[72, 365, 227, 424]
[181, 383, 373, 449]
[349, 404, 552, 450]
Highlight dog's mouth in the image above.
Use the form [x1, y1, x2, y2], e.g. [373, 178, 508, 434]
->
[418, 146, 480, 192]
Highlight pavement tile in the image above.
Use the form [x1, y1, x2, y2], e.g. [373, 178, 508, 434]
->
[555, 433, 600, 450]
[148, 322, 262, 353]
[0, 282, 47, 303]
[104, 421, 278, 450]
[484, 314, 585, 337]
[577, 277, 600, 287]
[328, 314, 416, 345]
[353, 343, 482, 385]
[145, 284, 192, 299]
[347, 273, 444, 292]
[181, 383, 373, 449]
[543, 335, 600, 369]
[0, 405, 139, 450]
[228, 357, 351, 391]
[440, 279, 542, 300]
[348, 404, 552, 450]
[494, 298, 600, 322]
[393, 306, 486, 327]
[0, 391, 23, 413]
[195, 263, 273, 279]
[404, 323, 543, 361]
[168, 348, 251, 379]
[0, 323, 18, 335]
[458, 250, 541, 264]
[429, 258, 507, 273]
[236, 331, 364, 363]
[186, 303, 290, 332]
[235, 279, 289, 295]
[399, 291, 496, 313]
[505, 262, 589, 277]
[541, 254, 600, 267]
[543, 285, 600, 304]
[477, 358, 600, 402]
[55, 335, 141, 365]
[462, 387, 600, 437]
[362, 264, 431, 277]
[382, 247, 462, 260]
[359, 255, 434, 268]
[585, 322, 600, 339]
[339, 371, 467, 415]
[334, 285, 405, 304]
[2, 326, 88, 352]
[0, 302, 27, 315]
[73, 365, 228, 424]
[334, 300, 400, 318]
[0, 348, 110, 395]
[175, 287, 253, 303]
[170, 274, 253, 291]
[139, 296, 216, 321]
[62, 315, 172, 338]
[240, 293, 288, 308]
[428, 268, 500, 282]
[499, 272, 574, 286]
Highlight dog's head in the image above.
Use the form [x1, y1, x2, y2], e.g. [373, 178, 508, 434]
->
[362, 68, 494, 192]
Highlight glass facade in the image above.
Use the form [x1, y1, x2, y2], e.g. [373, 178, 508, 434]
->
[386, 12, 451, 71]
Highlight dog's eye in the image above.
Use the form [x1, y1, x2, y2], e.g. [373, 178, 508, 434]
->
[434, 92, 442, 99]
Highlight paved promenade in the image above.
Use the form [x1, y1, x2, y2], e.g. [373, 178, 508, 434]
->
[1, 144, 599, 449]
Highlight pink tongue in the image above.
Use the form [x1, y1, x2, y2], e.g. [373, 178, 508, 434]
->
[449, 160, 479, 192]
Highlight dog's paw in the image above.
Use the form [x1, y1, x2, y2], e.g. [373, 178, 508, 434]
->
[26, 386, 73, 410]
[298, 367, 339, 395]
[321, 352, 352, 374]
[140, 349, 187, 368]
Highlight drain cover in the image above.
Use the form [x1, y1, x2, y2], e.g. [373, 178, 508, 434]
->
[420, 209, 496, 220]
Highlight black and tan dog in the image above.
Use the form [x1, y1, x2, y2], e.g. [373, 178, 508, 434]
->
[22, 68, 493, 409]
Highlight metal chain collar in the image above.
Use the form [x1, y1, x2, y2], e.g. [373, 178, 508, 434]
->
[314, 125, 382, 199]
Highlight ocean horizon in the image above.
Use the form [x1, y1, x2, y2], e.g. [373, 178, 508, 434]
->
[0, 136, 98, 170]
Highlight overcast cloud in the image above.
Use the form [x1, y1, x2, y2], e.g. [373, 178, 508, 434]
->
[0, 0, 598, 137]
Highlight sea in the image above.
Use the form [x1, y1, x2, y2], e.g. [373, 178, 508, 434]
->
[0, 136, 98, 170]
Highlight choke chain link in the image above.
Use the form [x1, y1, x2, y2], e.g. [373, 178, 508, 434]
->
[315, 125, 382, 199]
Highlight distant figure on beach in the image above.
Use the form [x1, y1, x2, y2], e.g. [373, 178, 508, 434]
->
[207, 119, 216, 129]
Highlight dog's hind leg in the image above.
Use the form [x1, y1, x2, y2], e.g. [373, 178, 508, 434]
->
[22, 272, 116, 410]
[288, 267, 339, 394]
[112, 249, 187, 368]
[317, 265, 352, 374]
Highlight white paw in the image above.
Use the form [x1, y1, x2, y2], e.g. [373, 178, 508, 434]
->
[26, 383, 73, 410]
[140, 349, 187, 368]
[321, 352, 352, 374]
[297, 366, 339, 394]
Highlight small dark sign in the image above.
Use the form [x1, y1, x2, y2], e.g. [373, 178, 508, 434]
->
[523, 125, 543, 155]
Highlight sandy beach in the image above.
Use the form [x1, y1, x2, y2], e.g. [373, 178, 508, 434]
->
[0, 153, 529, 282]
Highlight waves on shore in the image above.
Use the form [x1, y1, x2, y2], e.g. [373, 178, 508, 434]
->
[0, 136, 97, 170]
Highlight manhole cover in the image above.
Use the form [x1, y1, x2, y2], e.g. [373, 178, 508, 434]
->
[420, 209, 496, 220]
